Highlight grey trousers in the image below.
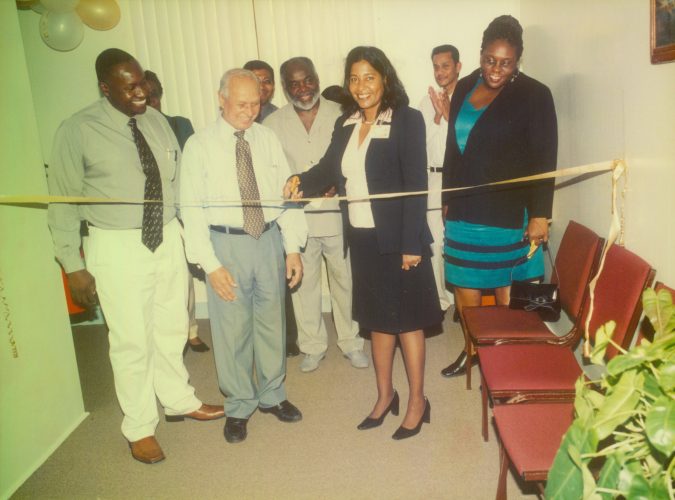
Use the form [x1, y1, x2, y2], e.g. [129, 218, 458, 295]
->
[206, 225, 287, 418]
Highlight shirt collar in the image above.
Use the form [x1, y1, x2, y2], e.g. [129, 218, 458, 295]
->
[343, 107, 393, 127]
[101, 98, 143, 131]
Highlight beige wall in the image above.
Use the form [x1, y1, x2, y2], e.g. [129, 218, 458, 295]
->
[0, 4, 86, 498]
[521, 0, 675, 286]
[6, 0, 673, 494]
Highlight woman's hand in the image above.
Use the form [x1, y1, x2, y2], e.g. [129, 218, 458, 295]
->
[401, 254, 422, 271]
[283, 175, 303, 200]
[525, 217, 549, 246]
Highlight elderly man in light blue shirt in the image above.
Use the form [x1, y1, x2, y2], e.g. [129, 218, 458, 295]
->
[180, 68, 307, 444]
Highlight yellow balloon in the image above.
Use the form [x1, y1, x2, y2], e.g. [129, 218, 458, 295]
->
[76, 0, 120, 31]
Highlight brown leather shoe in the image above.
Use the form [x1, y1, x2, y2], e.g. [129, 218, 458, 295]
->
[165, 403, 225, 422]
[129, 436, 165, 464]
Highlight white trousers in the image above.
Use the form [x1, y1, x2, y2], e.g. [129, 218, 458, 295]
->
[292, 234, 362, 355]
[85, 219, 201, 441]
[428, 170, 453, 311]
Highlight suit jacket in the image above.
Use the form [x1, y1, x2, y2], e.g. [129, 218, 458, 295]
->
[298, 106, 432, 256]
[164, 114, 195, 151]
[442, 69, 557, 229]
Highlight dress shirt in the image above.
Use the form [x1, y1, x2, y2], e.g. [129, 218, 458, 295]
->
[263, 97, 342, 237]
[48, 98, 180, 273]
[180, 116, 307, 273]
[419, 90, 451, 168]
[341, 121, 376, 228]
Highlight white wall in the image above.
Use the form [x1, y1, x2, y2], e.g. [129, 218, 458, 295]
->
[521, 0, 675, 286]
[1, 4, 86, 498]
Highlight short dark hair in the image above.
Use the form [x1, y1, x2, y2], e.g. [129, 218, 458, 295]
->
[243, 60, 275, 82]
[321, 85, 350, 106]
[481, 15, 524, 60]
[144, 70, 163, 97]
[279, 57, 318, 87]
[342, 46, 408, 115]
[431, 44, 460, 63]
[95, 48, 135, 82]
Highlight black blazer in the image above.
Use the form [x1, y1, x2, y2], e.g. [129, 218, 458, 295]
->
[164, 114, 195, 151]
[442, 69, 557, 229]
[298, 106, 432, 256]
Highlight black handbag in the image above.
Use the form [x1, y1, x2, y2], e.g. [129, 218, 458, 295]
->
[509, 243, 561, 322]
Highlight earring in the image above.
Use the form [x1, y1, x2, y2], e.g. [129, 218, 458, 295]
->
[510, 70, 520, 83]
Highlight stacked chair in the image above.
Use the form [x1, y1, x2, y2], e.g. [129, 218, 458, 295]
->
[482, 248, 658, 498]
[492, 281, 670, 499]
[460, 221, 604, 391]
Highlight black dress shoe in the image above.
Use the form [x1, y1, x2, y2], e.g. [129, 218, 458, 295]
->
[187, 338, 210, 353]
[286, 343, 300, 357]
[357, 391, 399, 430]
[259, 400, 302, 422]
[392, 399, 430, 440]
[440, 351, 478, 378]
[224, 417, 248, 443]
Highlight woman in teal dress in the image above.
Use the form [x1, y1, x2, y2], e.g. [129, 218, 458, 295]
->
[440, 15, 558, 377]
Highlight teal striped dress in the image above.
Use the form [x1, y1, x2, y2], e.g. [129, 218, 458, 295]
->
[444, 81, 544, 289]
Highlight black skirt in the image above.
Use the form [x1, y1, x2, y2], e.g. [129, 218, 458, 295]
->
[348, 226, 442, 334]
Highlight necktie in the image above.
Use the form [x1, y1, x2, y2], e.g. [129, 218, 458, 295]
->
[128, 118, 163, 252]
[234, 130, 265, 238]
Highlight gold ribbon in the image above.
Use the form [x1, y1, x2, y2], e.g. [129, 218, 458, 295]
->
[582, 160, 627, 358]
[0, 160, 617, 206]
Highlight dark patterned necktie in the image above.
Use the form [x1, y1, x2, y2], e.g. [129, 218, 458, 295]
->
[234, 130, 265, 238]
[128, 118, 163, 251]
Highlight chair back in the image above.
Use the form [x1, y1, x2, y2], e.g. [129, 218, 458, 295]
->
[552, 221, 604, 319]
[581, 244, 655, 359]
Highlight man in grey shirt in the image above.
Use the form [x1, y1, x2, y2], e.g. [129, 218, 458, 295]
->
[264, 57, 367, 373]
[47, 48, 224, 464]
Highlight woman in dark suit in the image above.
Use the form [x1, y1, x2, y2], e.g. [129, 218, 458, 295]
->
[441, 15, 558, 377]
[285, 46, 441, 440]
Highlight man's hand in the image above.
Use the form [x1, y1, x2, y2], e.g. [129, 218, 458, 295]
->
[428, 87, 450, 124]
[283, 175, 303, 200]
[67, 269, 97, 307]
[401, 254, 422, 271]
[323, 185, 337, 198]
[525, 217, 549, 246]
[208, 266, 237, 301]
[286, 253, 303, 289]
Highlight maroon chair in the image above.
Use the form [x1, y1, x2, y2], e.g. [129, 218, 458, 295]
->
[493, 402, 575, 499]
[460, 221, 604, 389]
[477, 243, 655, 441]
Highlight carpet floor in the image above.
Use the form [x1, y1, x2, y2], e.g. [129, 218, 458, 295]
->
[12, 310, 538, 499]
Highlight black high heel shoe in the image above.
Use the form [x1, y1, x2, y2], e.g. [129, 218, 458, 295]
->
[391, 398, 430, 440]
[357, 391, 399, 430]
[440, 351, 478, 377]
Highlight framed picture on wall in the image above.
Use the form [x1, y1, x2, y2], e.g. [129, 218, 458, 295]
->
[651, 0, 675, 63]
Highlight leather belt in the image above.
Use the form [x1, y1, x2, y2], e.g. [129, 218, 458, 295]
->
[428, 167, 443, 173]
[209, 221, 276, 235]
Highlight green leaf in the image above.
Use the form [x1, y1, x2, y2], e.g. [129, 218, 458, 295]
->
[645, 396, 675, 455]
[647, 474, 670, 500]
[626, 473, 652, 500]
[658, 361, 675, 393]
[545, 421, 592, 499]
[593, 370, 643, 440]
[596, 453, 622, 499]
[605, 347, 649, 377]
[591, 321, 616, 364]
[643, 288, 675, 339]
[644, 370, 666, 401]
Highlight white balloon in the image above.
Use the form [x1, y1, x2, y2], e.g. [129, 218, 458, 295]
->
[40, 0, 79, 13]
[39, 10, 84, 52]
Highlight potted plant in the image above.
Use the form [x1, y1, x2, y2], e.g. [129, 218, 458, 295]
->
[545, 287, 675, 499]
